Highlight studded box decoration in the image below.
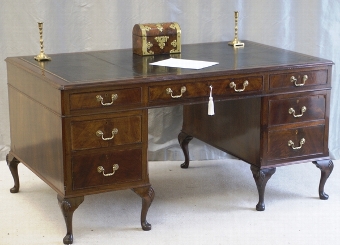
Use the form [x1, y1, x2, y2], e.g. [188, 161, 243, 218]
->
[133, 22, 181, 56]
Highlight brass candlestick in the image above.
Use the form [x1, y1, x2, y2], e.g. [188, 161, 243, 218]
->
[34, 22, 51, 61]
[228, 11, 244, 48]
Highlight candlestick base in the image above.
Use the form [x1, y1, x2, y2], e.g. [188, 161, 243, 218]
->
[228, 39, 244, 48]
[34, 52, 51, 61]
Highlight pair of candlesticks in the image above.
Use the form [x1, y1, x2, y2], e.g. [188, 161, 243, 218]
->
[34, 12, 243, 61]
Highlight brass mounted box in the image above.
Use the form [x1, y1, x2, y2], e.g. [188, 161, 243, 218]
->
[133, 22, 181, 56]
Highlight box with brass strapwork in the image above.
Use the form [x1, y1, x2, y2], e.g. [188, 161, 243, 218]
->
[133, 22, 181, 56]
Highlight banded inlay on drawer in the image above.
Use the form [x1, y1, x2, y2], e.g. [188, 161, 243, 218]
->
[267, 124, 325, 160]
[269, 69, 328, 89]
[72, 148, 142, 190]
[71, 115, 142, 150]
[69, 87, 141, 110]
[268, 94, 326, 126]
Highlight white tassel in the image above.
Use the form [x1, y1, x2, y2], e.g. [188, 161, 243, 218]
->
[208, 85, 215, 116]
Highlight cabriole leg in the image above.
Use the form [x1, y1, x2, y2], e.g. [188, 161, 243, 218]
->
[57, 195, 84, 245]
[6, 153, 21, 193]
[313, 160, 334, 200]
[178, 131, 193, 169]
[251, 165, 276, 211]
[132, 185, 155, 231]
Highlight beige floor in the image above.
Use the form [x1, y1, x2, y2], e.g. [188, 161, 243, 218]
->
[1, 159, 339, 245]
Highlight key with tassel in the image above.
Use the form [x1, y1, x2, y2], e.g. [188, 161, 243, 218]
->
[208, 85, 215, 116]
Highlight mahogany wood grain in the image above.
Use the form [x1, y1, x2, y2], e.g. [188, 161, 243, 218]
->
[70, 114, 142, 150]
[269, 69, 328, 89]
[69, 87, 142, 111]
[267, 124, 325, 159]
[72, 148, 143, 190]
[5, 41, 334, 243]
[182, 97, 262, 166]
[268, 92, 326, 126]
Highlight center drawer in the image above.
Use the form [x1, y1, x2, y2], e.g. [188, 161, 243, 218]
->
[70, 114, 142, 151]
[148, 75, 263, 103]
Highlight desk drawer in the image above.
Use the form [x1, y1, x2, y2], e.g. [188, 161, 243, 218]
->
[148, 75, 263, 103]
[72, 148, 142, 190]
[69, 87, 142, 111]
[269, 69, 328, 89]
[267, 124, 325, 160]
[212, 75, 263, 95]
[71, 115, 142, 150]
[268, 94, 326, 126]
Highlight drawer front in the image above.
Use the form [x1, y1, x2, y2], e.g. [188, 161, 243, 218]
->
[149, 82, 208, 102]
[148, 75, 263, 103]
[269, 69, 328, 89]
[267, 125, 325, 160]
[268, 94, 326, 126]
[212, 76, 263, 96]
[69, 87, 141, 111]
[71, 115, 142, 150]
[72, 148, 142, 190]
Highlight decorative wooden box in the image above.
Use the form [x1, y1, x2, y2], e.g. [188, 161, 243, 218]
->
[133, 22, 181, 56]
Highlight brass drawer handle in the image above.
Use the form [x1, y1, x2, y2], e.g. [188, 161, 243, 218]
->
[229, 80, 249, 92]
[97, 164, 119, 177]
[96, 128, 118, 141]
[288, 138, 305, 150]
[166, 86, 186, 98]
[288, 106, 307, 118]
[96, 94, 118, 106]
[290, 75, 308, 87]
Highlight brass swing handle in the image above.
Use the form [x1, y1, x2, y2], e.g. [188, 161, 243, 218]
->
[229, 80, 249, 92]
[290, 75, 308, 87]
[288, 106, 307, 118]
[97, 164, 119, 177]
[166, 86, 187, 98]
[96, 94, 118, 106]
[288, 138, 305, 150]
[96, 128, 118, 141]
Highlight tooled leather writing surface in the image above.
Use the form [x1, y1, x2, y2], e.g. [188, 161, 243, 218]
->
[14, 41, 332, 86]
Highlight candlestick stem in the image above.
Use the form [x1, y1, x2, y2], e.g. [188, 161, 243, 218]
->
[34, 22, 51, 61]
[228, 11, 244, 48]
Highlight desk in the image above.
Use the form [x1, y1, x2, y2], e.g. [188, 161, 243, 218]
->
[6, 41, 334, 244]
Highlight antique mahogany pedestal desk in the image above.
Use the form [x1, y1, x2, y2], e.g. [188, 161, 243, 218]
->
[6, 41, 334, 244]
